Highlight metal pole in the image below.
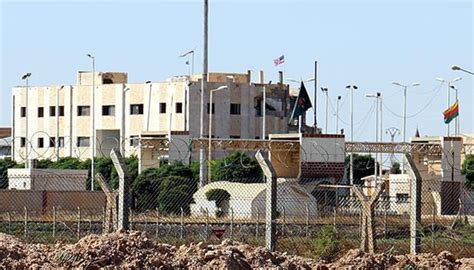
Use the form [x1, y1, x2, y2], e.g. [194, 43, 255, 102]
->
[77, 206, 81, 239]
[262, 84, 266, 139]
[401, 86, 407, 173]
[56, 87, 60, 160]
[53, 206, 56, 238]
[7, 212, 11, 234]
[447, 83, 451, 136]
[314, 61, 318, 128]
[335, 96, 341, 134]
[455, 88, 459, 136]
[325, 91, 328, 134]
[208, 91, 213, 182]
[180, 207, 184, 239]
[24, 207, 28, 238]
[230, 207, 234, 240]
[146, 83, 152, 131]
[379, 95, 383, 178]
[349, 87, 354, 189]
[374, 97, 378, 185]
[91, 56, 96, 191]
[25, 77, 29, 168]
[199, 0, 209, 188]
[155, 208, 159, 238]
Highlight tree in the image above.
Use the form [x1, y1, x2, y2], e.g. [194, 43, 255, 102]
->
[390, 162, 401, 174]
[0, 158, 17, 189]
[158, 176, 198, 214]
[344, 154, 375, 185]
[211, 151, 263, 183]
[462, 154, 474, 190]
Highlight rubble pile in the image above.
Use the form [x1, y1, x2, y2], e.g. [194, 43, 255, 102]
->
[1, 231, 473, 269]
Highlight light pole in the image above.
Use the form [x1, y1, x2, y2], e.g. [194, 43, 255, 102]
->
[21, 73, 31, 168]
[452, 65, 474, 75]
[145, 81, 152, 131]
[321, 87, 329, 134]
[335, 95, 341, 134]
[87, 54, 96, 190]
[208, 85, 228, 182]
[56, 85, 65, 161]
[262, 80, 272, 140]
[366, 92, 382, 186]
[435, 77, 461, 136]
[199, 0, 209, 188]
[449, 84, 460, 135]
[345, 84, 358, 188]
[122, 86, 131, 156]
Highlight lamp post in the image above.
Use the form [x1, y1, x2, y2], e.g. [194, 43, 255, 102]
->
[145, 81, 152, 132]
[87, 54, 96, 190]
[21, 73, 32, 168]
[435, 77, 461, 136]
[391, 81, 419, 173]
[335, 95, 341, 134]
[122, 86, 131, 156]
[321, 87, 329, 134]
[208, 85, 228, 182]
[56, 85, 65, 161]
[199, 0, 209, 188]
[366, 92, 382, 186]
[452, 65, 474, 75]
[449, 85, 460, 135]
[345, 84, 358, 189]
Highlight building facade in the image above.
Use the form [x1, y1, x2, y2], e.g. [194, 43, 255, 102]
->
[11, 70, 292, 162]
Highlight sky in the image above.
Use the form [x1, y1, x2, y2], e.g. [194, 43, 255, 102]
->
[0, 0, 472, 144]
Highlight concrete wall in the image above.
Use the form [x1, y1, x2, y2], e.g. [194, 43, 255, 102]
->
[7, 169, 88, 191]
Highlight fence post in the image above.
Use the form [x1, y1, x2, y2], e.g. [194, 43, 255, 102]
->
[205, 209, 209, 240]
[405, 153, 422, 254]
[333, 206, 337, 232]
[180, 207, 184, 239]
[110, 148, 131, 231]
[282, 207, 286, 236]
[230, 207, 234, 240]
[383, 199, 388, 238]
[7, 211, 11, 235]
[256, 208, 259, 238]
[255, 150, 277, 252]
[102, 206, 107, 234]
[129, 208, 133, 231]
[305, 204, 309, 237]
[24, 207, 28, 239]
[155, 208, 160, 239]
[432, 200, 436, 249]
[77, 206, 81, 239]
[52, 206, 56, 239]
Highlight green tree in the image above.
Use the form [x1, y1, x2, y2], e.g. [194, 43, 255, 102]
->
[158, 176, 198, 214]
[462, 154, 474, 190]
[344, 154, 375, 185]
[211, 151, 263, 183]
[0, 158, 17, 189]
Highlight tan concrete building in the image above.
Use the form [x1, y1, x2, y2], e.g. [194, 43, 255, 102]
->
[11, 70, 292, 162]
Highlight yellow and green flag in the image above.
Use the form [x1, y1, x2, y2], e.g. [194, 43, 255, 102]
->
[443, 100, 459, 124]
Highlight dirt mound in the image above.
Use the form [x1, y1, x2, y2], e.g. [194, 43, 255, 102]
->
[0, 231, 473, 269]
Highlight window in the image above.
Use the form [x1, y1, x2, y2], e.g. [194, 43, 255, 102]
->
[396, 193, 409, 203]
[77, 106, 90, 116]
[58, 106, 65, 116]
[129, 136, 139, 147]
[49, 106, 56, 117]
[176, 102, 183, 113]
[102, 105, 115, 116]
[130, 104, 144, 115]
[77, 137, 90, 147]
[58, 137, 65, 148]
[255, 136, 260, 139]
[159, 103, 167, 114]
[230, 103, 241, 115]
[230, 135, 241, 139]
[20, 137, 26, 147]
[20, 107, 26, 117]
[38, 138, 44, 148]
[49, 137, 56, 147]
[207, 103, 215, 114]
[38, 107, 44, 118]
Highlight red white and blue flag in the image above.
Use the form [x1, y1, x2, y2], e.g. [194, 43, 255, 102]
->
[273, 55, 285, 66]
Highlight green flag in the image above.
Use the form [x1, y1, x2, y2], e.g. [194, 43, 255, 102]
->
[289, 82, 313, 124]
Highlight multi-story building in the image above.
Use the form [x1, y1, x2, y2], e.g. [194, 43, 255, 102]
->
[11, 70, 293, 162]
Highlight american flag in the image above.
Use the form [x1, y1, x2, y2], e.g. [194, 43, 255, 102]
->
[273, 55, 285, 66]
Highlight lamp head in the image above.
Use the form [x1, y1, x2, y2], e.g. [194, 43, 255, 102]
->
[412, 82, 420, 87]
[21, 73, 31, 80]
[451, 65, 460, 71]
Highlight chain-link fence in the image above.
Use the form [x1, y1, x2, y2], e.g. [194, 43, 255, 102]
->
[0, 135, 473, 260]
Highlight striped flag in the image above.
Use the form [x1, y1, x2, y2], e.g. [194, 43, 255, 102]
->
[443, 100, 459, 124]
[273, 55, 285, 66]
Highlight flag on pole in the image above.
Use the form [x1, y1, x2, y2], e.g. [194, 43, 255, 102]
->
[273, 55, 285, 66]
[443, 100, 459, 124]
[179, 50, 194, 57]
[289, 82, 312, 124]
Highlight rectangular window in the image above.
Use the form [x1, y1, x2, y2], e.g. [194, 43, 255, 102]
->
[38, 137, 44, 148]
[77, 106, 90, 116]
[77, 137, 90, 147]
[20, 137, 26, 147]
[230, 135, 241, 139]
[207, 103, 215, 114]
[58, 137, 65, 148]
[58, 106, 65, 116]
[159, 103, 167, 114]
[230, 103, 241, 115]
[20, 107, 26, 117]
[176, 102, 183, 113]
[396, 193, 409, 203]
[49, 137, 56, 147]
[129, 136, 139, 147]
[102, 105, 115, 116]
[38, 107, 44, 118]
[49, 106, 56, 117]
[130, 104, 144, 115]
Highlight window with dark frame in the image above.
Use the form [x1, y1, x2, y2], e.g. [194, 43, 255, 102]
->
[207, 103, 215, 114]
[129, 136, 139, 147]
[130, 104, 144, 115]
[230, 135, 241, 139]
[102, 105, 115, 116]
[58, 106, 65, 116]
[20, 107, 26, 117]
[230, 103, 241, 115]
[38, 137, 44, 148]
[49, 106, 56, 117]
[176, 102, 183, 113]
[20, 137, 26, 147]
[49, 137, 56, 147]
[77, 106, 91, 116]
[159, 103, 167, 114]
[77, 137, 90, 147]
[38, 107, 44, 118]
[58, 137, 65, 148]
[396, 193, 409, 203]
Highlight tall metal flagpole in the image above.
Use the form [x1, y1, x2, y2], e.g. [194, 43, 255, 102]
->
[199, 0, 209, 188]
[314, 61, 318, 128]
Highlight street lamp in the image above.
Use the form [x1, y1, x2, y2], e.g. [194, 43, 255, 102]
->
[452, 65, 474, 75]
[435, 77, 461, 136]
[345, 84, 358, 189]
[21, 73, 32, 168]
[87, 53, 96, 190]
[208, 85, 228, 181]
[366, 92, 382, 186]
[122, 86, 131, 156]
[335, 96, 341, 134]
[321, 87, 329, 134]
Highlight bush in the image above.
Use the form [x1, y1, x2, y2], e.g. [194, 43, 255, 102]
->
[205, 188, 230, 208]
[462, 155, 474, 190]
[211, 151, 263, 183]
[0, 158, 17, 189]
[313, 225, 341, 261]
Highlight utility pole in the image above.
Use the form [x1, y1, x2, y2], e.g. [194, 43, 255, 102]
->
[87, 54, 96, 191]
[314, 61, 318, 129]
[346, 85, 358, 189]
[335, 95, 341, 134]
[21, 73, 32, 168]
[199, 0, 209, 188]
[321, 87, 328, 133]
